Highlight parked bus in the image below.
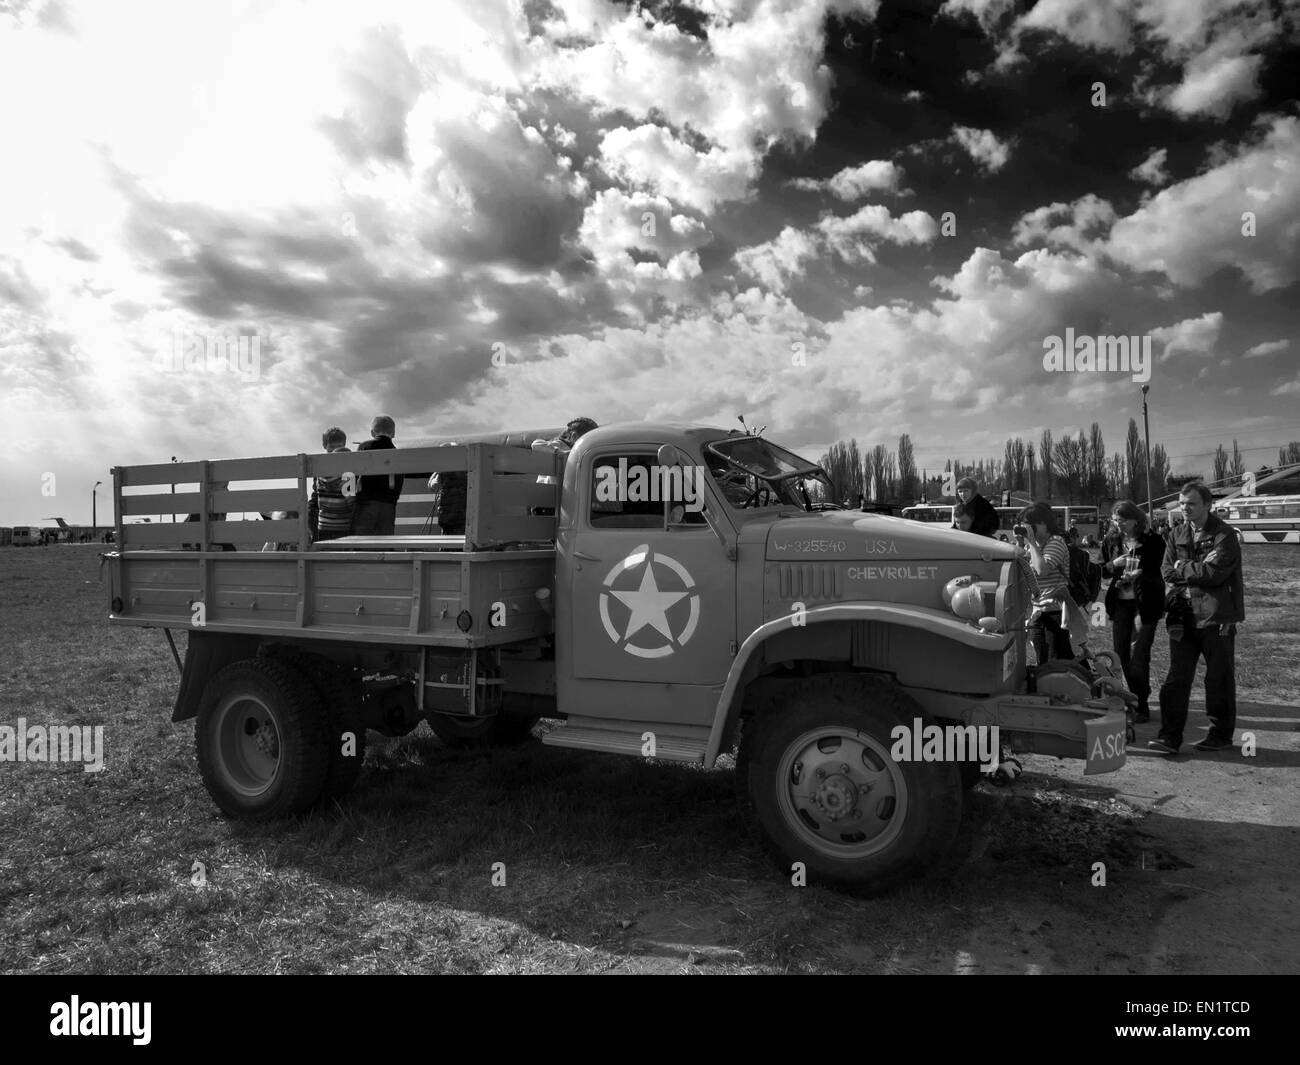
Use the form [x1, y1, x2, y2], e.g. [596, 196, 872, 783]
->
[992, 505, 1101, 544]
[11, 526, 38, 546]
[1217, 494, 1300, 544]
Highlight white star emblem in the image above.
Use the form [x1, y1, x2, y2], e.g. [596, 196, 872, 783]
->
[599, 545, 700, 658]
[611, 561, 687, 641]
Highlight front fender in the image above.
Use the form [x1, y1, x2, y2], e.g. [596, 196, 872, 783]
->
[704, 603, 1006, 764]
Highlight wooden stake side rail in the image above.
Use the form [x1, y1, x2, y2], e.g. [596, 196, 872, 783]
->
[105, 548, 556, 649]
[112, 443, 561, 551]
[108, 444, 561, 647]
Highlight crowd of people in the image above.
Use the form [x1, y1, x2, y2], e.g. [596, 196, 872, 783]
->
[951, 478, 1245, 756]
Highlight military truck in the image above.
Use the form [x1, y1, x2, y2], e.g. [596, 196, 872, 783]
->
[103, 423, 1130, 894]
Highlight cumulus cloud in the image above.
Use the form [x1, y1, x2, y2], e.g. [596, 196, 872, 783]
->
[1129, 147, 1170, 186]
[578, 188, 711, 266]
[951, 126, 1012, 173]
[734, 226, 821, 293]
[791, 160, 906, 199]
[598, 125, 757, 213]
[1151, 312, 1223, 360]
[946, 0, 1288, 118]
[1105, 115, 1300, 293]
[538, 0, 880, 211]
[1012, 194, 1118, 253]
[1243, 338, 1289, 358]
[816, 205, 939, 263]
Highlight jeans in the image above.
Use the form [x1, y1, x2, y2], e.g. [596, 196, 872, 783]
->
[351, 501, 396, 536]
[1110, 598, 1156, 711]
[1030, 609, 1074, 664]
[1157, 624, 1237, 747]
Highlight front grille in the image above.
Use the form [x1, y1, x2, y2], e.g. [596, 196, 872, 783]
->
[773, 563, 841, 602]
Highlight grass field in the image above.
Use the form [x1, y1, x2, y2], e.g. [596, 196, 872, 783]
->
[1, 544, 1296, 974]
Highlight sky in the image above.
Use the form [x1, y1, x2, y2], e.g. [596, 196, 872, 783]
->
[1, 0, 1298, 525]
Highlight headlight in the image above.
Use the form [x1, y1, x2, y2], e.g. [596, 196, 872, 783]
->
[950, 583, 985, 621]
[942, 574, 977, 608]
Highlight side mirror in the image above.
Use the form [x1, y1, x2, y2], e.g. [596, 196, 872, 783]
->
[657, 443, 679, 467]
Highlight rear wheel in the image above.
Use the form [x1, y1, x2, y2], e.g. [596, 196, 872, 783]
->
[196, 658, 330, 819]
[736, 674, 963, 894]
[272, 652, 367, 805]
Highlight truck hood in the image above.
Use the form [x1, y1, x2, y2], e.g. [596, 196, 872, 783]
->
[758, 510, 1018, 561]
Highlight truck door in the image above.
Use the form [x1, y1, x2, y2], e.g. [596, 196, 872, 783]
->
[563, 445, 736, 723]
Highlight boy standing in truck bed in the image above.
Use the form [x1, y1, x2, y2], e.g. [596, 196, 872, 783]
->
[352, 415, 404, 536]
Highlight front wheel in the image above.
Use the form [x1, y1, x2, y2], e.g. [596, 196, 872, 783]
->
[736, 674, 963, 894]
[196, 658, 330, 819]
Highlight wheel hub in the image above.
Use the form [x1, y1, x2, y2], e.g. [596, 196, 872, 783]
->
[813, 771, 859, 821]
[777, 729, 907, 861]
[249, 717, 279, 759]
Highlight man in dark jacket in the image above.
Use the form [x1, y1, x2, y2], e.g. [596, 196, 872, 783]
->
[351, 415, 404, 536]
[1149, 483, 1245, 756]
[955, 477, 999, 537]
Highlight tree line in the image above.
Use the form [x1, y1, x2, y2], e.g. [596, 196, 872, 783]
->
[818, 421, 1300, 507]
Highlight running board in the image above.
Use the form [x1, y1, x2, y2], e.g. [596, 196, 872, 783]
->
[542, 716, 708, 764]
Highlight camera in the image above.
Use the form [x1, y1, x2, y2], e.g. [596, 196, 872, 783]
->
[1012, 523, 1029, 538]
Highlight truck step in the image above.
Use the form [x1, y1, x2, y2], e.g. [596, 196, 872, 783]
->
[542, 717, 708, 764]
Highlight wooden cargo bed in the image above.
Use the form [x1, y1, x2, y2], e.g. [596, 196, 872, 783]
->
[105, 444, 560, 648]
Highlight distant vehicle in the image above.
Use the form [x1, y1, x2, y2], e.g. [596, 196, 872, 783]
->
[0, 528, 10, 546]
[1218, 494, 1300, 544]
[12, 526, 38, 546]
[991, 505, 1099, 545]
[900, 503, 955, 524]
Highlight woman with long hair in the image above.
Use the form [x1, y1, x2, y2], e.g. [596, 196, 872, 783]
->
[1101, 500, 1167, 721]
[1015, 501, 1075, 664]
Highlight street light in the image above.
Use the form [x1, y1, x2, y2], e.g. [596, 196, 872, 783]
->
[1141, 385, 1153, 520]
[171, 456, 178, 522]
[93, 480, 102, 530]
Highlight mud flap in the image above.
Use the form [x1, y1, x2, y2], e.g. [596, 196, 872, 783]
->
[171, 631, 261, 722]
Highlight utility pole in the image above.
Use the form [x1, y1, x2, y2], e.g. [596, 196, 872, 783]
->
[93, 480, 101, 529]
[1141, 385, 1153, 520]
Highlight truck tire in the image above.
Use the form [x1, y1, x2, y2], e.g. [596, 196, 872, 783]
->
[195, 658, 331, 820]
[428, 712, 540, 748]
[736, 674, 963, 895]
[273, 652, 367, 805]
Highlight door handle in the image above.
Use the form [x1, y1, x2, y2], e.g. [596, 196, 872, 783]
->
[574, 550, 601, 562]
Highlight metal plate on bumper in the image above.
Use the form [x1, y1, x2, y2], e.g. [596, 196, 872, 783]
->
[1084, 709, 1128, 774]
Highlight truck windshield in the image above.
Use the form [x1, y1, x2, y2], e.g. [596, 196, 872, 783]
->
[703, 436, 832, 510]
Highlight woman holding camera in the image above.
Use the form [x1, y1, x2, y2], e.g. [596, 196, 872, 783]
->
[1015, 502, 1076, 664]
[1101, 500, 1166, 722]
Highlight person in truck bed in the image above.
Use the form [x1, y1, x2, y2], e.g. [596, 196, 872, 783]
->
[532, 417, 598, 485]
[307, 426, 356, 542]
[351, 415, 403, 536]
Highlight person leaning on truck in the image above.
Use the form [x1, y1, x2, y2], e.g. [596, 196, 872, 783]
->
[307, 427, 356, 542]
[531, 417, 599, 485]
[955, 477, 999, 537]
[351, 415, 404, 536]
[1149, 483, 1245, 756]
